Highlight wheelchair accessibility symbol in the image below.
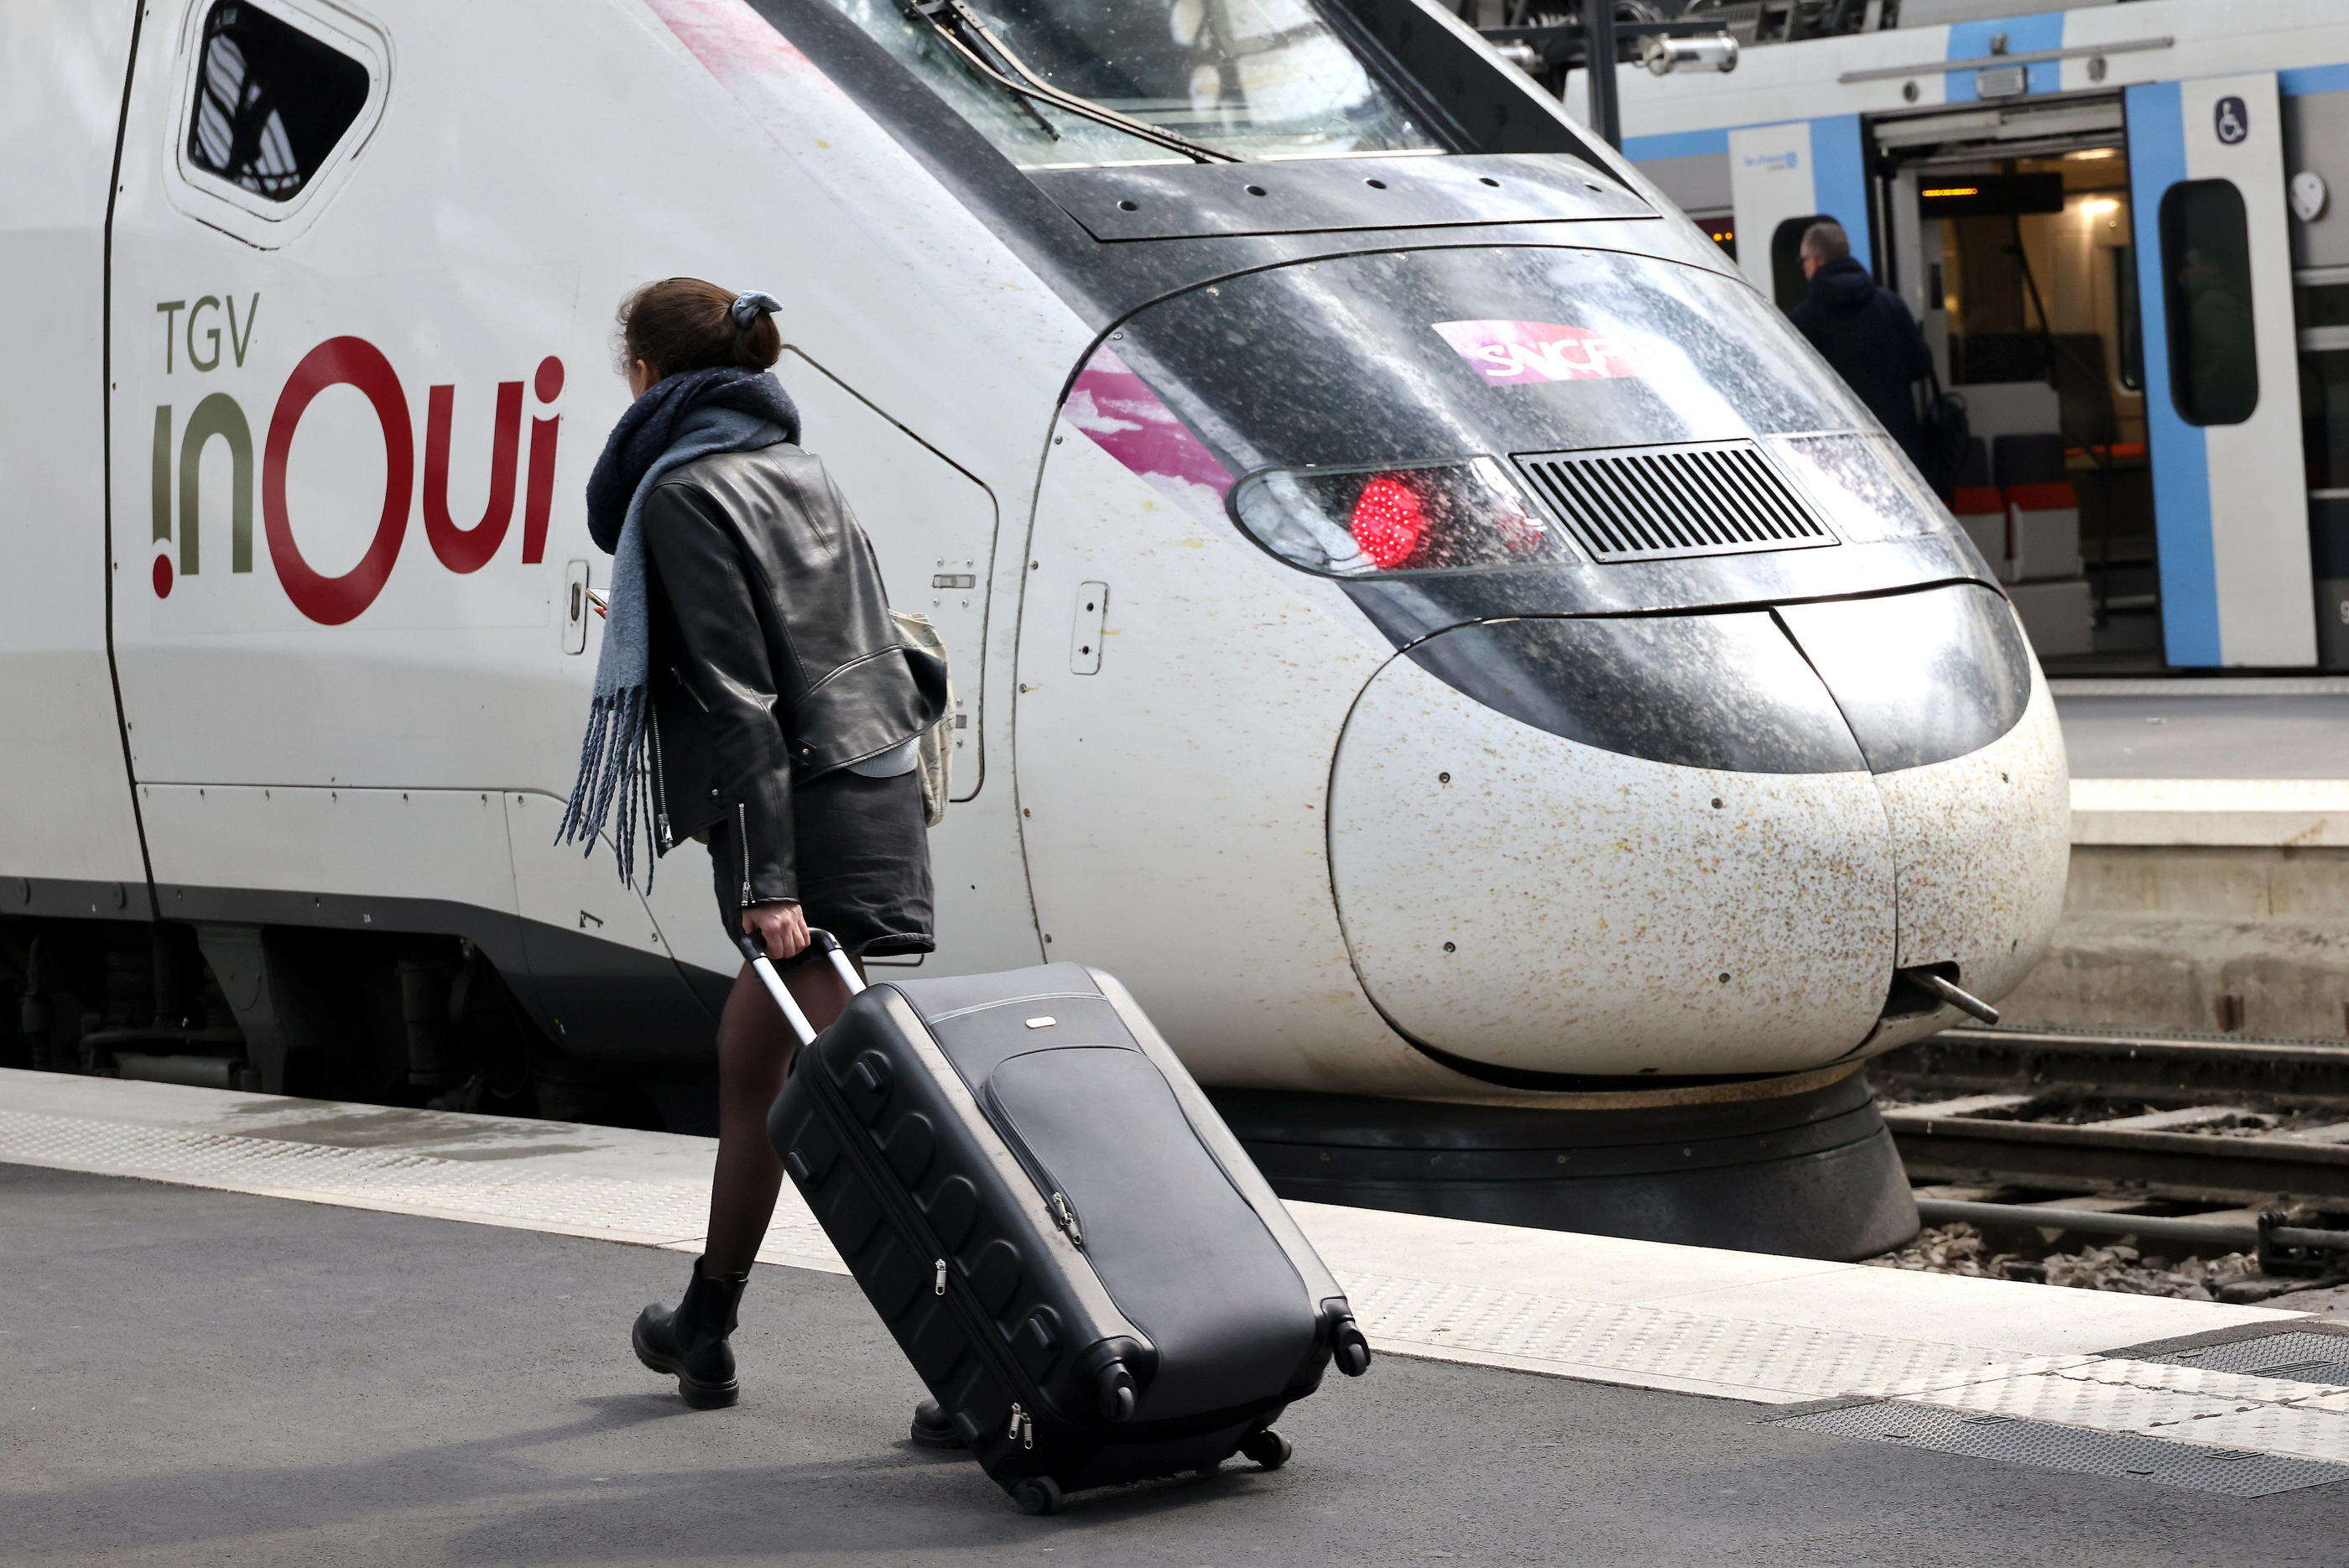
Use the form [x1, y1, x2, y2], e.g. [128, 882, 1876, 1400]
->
[2216, 96, 2250, 145]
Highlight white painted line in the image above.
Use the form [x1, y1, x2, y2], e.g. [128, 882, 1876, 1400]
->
[1921, 1373, 2253, 1435]
[2070, 777, 2349, 847]
[1878, 1357, 2349, 1466]
[2048, 1357, 2349, 1406]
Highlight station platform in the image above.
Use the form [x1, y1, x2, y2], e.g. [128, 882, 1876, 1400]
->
[6, 1069, 2349, 1563]
[2055, 677, 2349, 847]
[2026, 680, 2349, 1038]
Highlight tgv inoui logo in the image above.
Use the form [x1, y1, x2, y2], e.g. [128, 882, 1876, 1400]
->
[148, 294, 564, 625]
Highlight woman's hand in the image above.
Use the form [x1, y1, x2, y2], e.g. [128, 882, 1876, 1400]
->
[742, 900, 810, 961]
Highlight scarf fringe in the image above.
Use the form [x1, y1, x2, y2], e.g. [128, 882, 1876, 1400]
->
[564, 384, 794, 894]
[555, 683, 656, 893]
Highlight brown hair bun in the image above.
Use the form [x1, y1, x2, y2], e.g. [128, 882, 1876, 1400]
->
[617, 277, 782, 381]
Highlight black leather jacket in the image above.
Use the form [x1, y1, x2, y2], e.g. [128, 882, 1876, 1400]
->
[642, 443, 946, 904]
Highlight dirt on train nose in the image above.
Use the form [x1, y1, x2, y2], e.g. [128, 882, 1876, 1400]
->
[1327, 591, 2069, 1081]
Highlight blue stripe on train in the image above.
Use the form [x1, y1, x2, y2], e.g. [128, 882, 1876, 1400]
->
[1806, 116, 1871, 270]
[2125, 80, 2221, 667]
[1945, 11, 2067, 102]
[2281, 63, 2349, 97]
[1621, 126, 1732, 162]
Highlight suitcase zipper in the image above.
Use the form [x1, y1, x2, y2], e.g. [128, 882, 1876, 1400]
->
[798, 1072, 1066, 1437]
[984, 1087, 1087, 1251]
[1008, 1402, 1034, 1449]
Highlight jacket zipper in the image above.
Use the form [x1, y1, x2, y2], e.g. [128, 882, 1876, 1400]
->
[647, 711, 671, 850]
[737, 801, 752, 905]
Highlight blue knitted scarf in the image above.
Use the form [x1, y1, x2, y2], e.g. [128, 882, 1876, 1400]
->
[557, 367, 800, 888]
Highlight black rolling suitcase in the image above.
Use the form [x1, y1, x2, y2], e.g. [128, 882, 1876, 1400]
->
[747, 932, 1371, 1514]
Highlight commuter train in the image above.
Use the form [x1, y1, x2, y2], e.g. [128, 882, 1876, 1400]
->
[1613, 0, 2349, 672]
[0, 0, 2072, 1260]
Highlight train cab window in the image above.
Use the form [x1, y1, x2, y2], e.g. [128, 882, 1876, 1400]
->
[820, 0, 1441, 167]
[186, 2, 371, 202]
[2158, 180, 2258, 426]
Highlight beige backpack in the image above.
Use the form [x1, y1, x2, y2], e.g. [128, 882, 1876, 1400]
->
[892, 608, 953, 828]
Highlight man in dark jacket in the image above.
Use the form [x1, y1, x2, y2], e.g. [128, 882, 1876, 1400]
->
[1788, 220, 1934, 470]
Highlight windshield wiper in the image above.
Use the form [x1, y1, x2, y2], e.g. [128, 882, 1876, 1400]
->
[904, 0, 1242, 164]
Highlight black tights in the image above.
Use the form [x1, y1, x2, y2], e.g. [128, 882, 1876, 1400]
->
[701, 956, 858, 1276]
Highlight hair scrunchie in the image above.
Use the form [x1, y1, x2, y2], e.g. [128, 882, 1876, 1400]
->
[728, 289, 784, 329]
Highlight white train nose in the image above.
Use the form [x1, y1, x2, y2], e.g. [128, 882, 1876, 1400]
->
[1326, 593, 2069, 1081]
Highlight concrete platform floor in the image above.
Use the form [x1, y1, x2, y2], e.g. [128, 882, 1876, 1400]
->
[2053, 680, 2349, 781]
[5, 1162, 2347, 1568]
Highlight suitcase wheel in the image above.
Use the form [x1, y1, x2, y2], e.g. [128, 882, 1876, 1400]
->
[1096, 1362, 1138, 1422]
[1011, 1476, 1063, 1516]
[1239, 1430, 1292, 1472]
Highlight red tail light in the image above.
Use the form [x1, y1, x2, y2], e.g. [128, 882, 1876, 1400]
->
[1231, 456, 1570, 576]
[1351, 473, 1429, 570]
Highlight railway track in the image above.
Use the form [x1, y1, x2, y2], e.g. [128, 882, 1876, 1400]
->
[1867, 1027, 2349, 1273]
[1872, 1027, 2349, 1202]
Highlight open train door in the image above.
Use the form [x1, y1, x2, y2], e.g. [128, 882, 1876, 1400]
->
[2127, 73, 2315, 667]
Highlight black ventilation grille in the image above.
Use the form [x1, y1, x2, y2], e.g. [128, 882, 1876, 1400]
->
[1513, 440, 1837, 563]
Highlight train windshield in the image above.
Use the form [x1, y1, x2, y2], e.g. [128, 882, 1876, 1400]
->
[823, 0, 1442, 166]
[1067, 246, 1971, 596]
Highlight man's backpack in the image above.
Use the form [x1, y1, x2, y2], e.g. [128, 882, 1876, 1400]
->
[1916, 363, 1972, 501]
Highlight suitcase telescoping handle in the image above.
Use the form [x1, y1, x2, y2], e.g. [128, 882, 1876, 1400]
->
[734, 928, 867, 1048]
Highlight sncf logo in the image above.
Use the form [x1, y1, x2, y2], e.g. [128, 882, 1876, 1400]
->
[148, 294, 564, 625]
[1431, 320, 1644, 388]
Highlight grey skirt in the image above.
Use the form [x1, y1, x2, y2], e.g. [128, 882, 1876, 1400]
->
[706, 768, 935, 967]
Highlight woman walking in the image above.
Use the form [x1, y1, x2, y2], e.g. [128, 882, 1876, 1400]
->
[559, 278, 946, 1409]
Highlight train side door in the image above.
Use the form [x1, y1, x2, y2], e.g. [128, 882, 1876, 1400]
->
[775, 349, 993, 800]
[1867, 96, 2131, 667]
[108, 0, 716, 1061]
[109, 0, 576, 928]
[683, 346, 1040, 979]
[2127, 73, 2315, 667]
[0, 7, 150, 909]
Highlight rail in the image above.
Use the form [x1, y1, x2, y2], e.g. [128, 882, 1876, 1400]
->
[1874, 1026, 2349, 1262]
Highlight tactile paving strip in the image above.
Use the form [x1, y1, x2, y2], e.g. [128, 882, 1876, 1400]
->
[1770, 1401, 2349, 1497]
[1773, 1348, 2349, 1477]
[1923, 1369, 2254, 1435]
[2047, 1356, 2349, 1408]
[1344, 1273, 2039, 1401]
[0, 1107, 842, 1268]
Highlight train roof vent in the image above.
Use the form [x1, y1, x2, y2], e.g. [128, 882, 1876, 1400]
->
[1513, 440, 1838, 563]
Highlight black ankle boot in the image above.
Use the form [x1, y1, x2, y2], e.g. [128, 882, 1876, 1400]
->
[909, 1396, 965, 1449]
[633, 1261, 749, 1409]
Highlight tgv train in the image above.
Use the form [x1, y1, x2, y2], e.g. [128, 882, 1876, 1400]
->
[1614, 0, 2349, 671]
[0, 0, 2068, 1260]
